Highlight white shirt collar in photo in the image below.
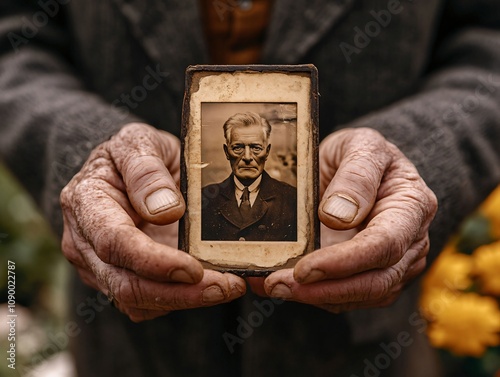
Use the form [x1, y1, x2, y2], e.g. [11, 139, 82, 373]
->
[233, 175, 262, 207]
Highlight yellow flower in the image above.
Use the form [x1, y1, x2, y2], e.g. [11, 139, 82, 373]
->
[420, 287, 461, 320]
[422, 245, 473, 292]
[474, 241, 500, 296]
[427, 293, 500, 357]
[480, 185, 500, 239]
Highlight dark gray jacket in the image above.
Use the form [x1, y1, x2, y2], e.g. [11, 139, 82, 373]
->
[1, 1, 500, 376]
[202, 172, 297, 241]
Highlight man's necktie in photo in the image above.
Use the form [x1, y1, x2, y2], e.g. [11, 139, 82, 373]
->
[239, 186, 252, 219]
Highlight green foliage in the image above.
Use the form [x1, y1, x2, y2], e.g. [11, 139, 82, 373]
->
[457, 214, 496, 255]
[0, 163, 62, 307]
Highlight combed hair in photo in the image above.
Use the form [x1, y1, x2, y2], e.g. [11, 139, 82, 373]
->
[223, 112, 272, 144]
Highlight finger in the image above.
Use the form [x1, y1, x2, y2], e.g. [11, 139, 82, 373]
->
[70, 172, 202, 283]
[109, 123, 185, 225]
[299, 146, 435, 282]
[82, 249, 246, 311]
[265, 247, 421, 305]
[294, 212, 430, 285]
[140, 221, 179, 248]
[61, 212, 88, 269]
[317, 288, 402, 313]
[318, 128, 392, 229]
[401, 254, 427, 285]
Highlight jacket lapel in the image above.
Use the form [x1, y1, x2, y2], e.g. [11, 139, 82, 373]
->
[110, 0, 355, 92]
[262, 0, 356, 63]
[218, 177, 244, 228]
[219, 174, 274, 230]
[110, 0, 209, 94]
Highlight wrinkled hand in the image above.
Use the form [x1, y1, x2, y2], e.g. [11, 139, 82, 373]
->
[60, 123, 245, 322]
[262, 128, 438, 312]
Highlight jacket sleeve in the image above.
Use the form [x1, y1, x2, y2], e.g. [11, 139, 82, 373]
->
[343, 0, 500, 259]
[346, 2, 500, 344]
[0, 1, 138, 235]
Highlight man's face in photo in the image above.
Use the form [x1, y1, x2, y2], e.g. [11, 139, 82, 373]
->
[224, 123, 271, 182]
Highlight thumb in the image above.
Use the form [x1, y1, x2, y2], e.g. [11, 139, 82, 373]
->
[318, 128, 392, 230]
[109, 123, 185, 225]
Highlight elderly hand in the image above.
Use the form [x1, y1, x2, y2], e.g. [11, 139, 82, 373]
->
[60, 123, 246, 322]
[263, 128, 438, 312]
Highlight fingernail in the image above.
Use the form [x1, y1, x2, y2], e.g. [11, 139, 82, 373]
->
[170, 269, 195, 284]
[202, 285, 226, 303]
[229, 284, 246, 299]
[145, 188, 179, 214]
[299, 269, 326, 284]
[323, 194, 358, 223]
[270, 283, 292, 299]
[225, 274, 246, 296]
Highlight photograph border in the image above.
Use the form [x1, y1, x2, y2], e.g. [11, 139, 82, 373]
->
[180, 65, 319, 276]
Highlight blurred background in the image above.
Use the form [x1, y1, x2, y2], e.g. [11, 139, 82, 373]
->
[1, 157, 500, 376]
[0, 163, 74, 377]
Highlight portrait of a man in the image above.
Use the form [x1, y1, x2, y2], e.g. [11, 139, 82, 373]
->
[201, 111, 297, 242]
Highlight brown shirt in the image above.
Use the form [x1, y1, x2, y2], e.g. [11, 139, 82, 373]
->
[199, 0, 274, 64]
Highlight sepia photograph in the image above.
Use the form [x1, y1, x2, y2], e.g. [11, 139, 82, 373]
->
[201, 103, 297, 242]
[180, 65, 319, 274]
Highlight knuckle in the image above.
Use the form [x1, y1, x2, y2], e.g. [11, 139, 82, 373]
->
[71, 178, 93, 206]
[418, 236, 431, 256]
[365, 227, 403, 268]
[411, 258, 427, 277]
[60, 178, 80, 209]
[370, 279, 390, 300]
[93, 227, 136, 269]
[425, 187, 438, 217]
[92, 228, 115, 264]
[371, 268, 403, 300]
[354, 280, 375, 302]
[406, 179, 437, 222]
[341, 156, 383, 195]
[61, 233, 87, 268]
[324, 280, 371, 304]
[166, 290, 192, 310]
[111, 274, 142, 307]
[60, 185, 71, 204]
[354, 127, 385, 145]
[125, 156, 165, 188]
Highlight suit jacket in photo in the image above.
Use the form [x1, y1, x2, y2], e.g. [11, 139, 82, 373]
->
[202, 171, 297, 242]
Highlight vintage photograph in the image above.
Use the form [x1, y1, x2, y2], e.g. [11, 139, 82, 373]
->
[201, 103, 297, 242]
[181, 65, 318, 274]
